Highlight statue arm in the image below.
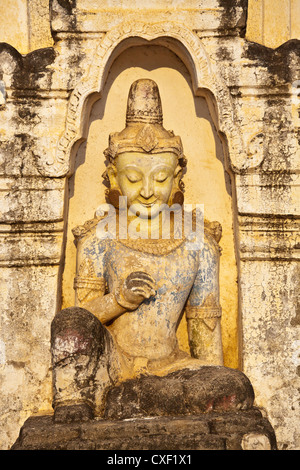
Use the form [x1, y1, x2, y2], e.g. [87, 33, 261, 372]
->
[73, 235, 126, 324]
[185, 234, 223, 366]
[74, 248, 127, 325]
[74, 236, 155, 325]
[80, 271, 156, 325]
[81, 292, 127, 324]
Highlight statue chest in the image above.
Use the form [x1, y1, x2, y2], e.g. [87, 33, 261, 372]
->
[103, 241, 198, 359]
[105, 241, 199, 304]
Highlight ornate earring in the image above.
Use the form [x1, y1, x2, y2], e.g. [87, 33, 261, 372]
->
[170, 189, 184, 206]
[103, 165, 123, 209]
[169, 179, 184, 206]
[105, 188, 122, 208]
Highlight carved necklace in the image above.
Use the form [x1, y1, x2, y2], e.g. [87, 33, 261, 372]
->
[117, 234, 186, 256]
[116, 213, 188, 256]
[72, 209, 209, 256]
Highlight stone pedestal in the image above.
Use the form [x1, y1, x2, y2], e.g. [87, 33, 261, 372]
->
[12, 365, 277, 451]
[11, 409, 276, 451]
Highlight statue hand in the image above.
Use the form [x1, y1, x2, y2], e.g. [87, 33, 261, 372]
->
[125, 271, 156, 302]
[115, 271, 156, 310]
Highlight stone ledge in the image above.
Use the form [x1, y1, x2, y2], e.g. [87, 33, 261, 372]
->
[50, 0, 248, 36]
[11, 408, 277, 451]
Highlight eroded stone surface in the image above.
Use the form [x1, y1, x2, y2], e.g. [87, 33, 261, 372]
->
[11, 408, 277, 451]
[103, 367, 255, 420]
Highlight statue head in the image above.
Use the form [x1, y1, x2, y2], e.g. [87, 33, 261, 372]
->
[104, 79, 187, 218]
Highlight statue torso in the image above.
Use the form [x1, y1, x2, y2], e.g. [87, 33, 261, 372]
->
[78, 222, 201, 360]
[105, 239, 199, 360]
[74, 211, 220, 365]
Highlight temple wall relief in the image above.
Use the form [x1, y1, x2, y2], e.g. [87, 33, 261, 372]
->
[0, 0, 299, 450]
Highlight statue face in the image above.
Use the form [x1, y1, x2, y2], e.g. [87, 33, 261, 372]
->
[115, 151, 178, 219]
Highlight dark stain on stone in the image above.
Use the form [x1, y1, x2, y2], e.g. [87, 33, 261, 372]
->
[218, 0, 248, 37]
[0, 132, 38, 178]
[243, 39, 300, 84]
[0, 43, 57, 92]
[56, 0, 76, 13]
[259, 101, 294, 174]
[216, 45, 234, 62]
[13, 48, 57, 90]
[290, 300, 300, 327]
[50, 0, 77, 33]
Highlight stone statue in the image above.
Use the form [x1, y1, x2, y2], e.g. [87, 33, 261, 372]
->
[51, 79, 254, 423]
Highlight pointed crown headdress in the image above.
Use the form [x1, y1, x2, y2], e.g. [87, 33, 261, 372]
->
[104, 79, 187, 168]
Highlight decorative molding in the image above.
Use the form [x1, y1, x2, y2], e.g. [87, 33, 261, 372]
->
[238, 215, 300, 260]
[245, 132, 265, 170]
[0, 231, 63, 266]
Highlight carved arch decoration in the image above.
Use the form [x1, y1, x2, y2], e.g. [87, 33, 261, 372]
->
[40, 20, 245, 178]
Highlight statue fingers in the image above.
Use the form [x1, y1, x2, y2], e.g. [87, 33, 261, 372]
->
[131, 285, 156, 299]
[127, 271, 155, 285]
[125, 277, 155, 289]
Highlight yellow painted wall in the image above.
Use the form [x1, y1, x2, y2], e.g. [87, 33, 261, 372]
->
[0, 0, 29, 53]
[247, 0, 300, 47]
[0, 0, 53, 54]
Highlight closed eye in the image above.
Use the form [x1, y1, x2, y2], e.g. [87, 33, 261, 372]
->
[126, 174, 142, 183]
[155, 173, 169, 183]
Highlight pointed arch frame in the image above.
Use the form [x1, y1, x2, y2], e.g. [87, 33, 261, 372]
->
[41, 20, 246, 177]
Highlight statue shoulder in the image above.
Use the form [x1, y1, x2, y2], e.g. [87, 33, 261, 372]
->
[191, 208, 222, 244]
[72, 212, 109, 246]
[204, 219, 222, 244]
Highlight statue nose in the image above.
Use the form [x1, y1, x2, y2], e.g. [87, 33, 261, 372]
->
[140, 177, 154, 199]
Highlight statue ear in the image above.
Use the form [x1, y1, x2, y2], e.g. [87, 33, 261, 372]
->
[174, 165, 183, 183]
[105, 163, 122, 208]
[169, 165, 184, 206]
[106, 163, 118, 188]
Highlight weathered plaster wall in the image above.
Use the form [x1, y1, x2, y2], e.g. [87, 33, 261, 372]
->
[240, 261, 300, 448]
[0, 0, 53, 54]
[2, 0, 300, 53]
[0, 0, 299, 451]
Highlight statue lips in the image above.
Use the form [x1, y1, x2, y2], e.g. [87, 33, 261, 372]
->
[137, 198, 158, 207]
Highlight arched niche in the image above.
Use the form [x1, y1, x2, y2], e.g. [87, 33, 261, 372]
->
[61, 43, 239, 369]
[44, 22, 245, 179]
